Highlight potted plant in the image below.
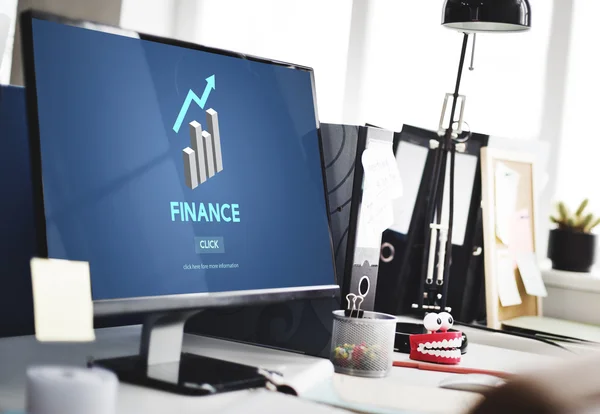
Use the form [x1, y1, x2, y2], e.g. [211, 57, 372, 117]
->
[548, 199, 600, 272]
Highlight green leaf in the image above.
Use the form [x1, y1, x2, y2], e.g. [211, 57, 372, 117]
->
[576, 199, 589, 217]
[579, 213, 593, 232]
[558, 202, 570, 222]
[587, 217, 600, 233]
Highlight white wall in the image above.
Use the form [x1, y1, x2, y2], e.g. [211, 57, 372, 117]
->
[120, 0, 175, 38]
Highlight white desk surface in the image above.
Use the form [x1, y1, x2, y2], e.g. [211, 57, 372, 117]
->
[0, 324, 568, 414]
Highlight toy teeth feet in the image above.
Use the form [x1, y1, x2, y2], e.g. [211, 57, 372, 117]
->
[409, 312, 462, 365]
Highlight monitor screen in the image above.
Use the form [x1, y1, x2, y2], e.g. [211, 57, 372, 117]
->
[24, 15, 336, 308]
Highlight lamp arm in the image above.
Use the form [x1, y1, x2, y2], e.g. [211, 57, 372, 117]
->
[437, 32, 469, 309]
[446, 33, 470, 143]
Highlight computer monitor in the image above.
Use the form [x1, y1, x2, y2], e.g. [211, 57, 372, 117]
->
[20, 10, 338, 394]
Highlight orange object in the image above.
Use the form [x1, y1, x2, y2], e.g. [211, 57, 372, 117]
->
[392, 360, 512, 379]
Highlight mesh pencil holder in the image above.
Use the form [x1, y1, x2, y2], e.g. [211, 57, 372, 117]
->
[330, 310, 396, 378]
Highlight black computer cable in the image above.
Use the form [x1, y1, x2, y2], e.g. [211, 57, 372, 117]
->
[453, 321, 572, 353]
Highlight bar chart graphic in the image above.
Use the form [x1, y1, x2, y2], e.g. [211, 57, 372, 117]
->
[182, 108, 223, 189]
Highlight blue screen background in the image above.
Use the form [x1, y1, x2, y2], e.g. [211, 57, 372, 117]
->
[31, 19, 336, 300]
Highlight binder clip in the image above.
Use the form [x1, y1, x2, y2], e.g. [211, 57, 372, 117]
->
[257, 368, 296, 395]
[345, 293, 364, 318]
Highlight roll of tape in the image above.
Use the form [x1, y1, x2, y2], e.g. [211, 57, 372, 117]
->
[26, 366, 118, 414]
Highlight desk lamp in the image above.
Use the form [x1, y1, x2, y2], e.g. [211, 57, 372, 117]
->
[415, 0, 531, 314]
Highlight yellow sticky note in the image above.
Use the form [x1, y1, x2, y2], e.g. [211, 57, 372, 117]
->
[30, 258, 95, 342]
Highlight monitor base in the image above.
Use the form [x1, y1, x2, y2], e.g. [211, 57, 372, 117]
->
[90, 311, 267, 396]
[92, 352, 266, 396]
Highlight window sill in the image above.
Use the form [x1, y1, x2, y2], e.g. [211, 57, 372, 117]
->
[541, 265, 600, 325]
[542, 267, 600, 294]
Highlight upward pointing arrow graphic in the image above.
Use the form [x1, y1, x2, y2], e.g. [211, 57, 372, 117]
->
[172, 75, 216, 133]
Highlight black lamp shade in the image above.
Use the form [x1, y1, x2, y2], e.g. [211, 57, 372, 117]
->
[442, 0, 531, 32]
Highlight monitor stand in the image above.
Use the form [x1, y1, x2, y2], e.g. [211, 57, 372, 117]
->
[91, 311, 267, 396]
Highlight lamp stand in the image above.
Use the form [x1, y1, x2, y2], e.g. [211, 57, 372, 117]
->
[414, 33, 470, 313]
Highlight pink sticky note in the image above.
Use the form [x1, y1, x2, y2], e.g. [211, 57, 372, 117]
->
[508, 209, 534, 255]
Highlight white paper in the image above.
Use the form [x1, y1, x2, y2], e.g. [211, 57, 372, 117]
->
[361, 140, 402, 200]
[444, 152, 478, 246]
[516, 252, 548, 297]
[355, 185, 394, 248]
[328, 375, 482, 414]
[496, 249, 522, 307]
[354, 205, 382, 249]
[495, 162, 520, 245]
[220, 390, 350, 414]
[0, 13, 9, 70]
[356, 139, 401, 248]
[362, 185, 395, 231]
[30, 258, 95, 342]
[390, 141, 429, 234]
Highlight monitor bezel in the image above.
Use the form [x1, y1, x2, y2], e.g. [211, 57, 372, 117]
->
[20, 10, 339, 316]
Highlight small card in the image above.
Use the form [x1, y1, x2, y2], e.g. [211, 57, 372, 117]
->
[496, 249, 522, 307]
[30, 258, 95, 342]
[516, 252, 548, 297]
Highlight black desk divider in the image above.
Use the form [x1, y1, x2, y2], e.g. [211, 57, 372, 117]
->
[321, 123, 361, 288]
[342, 125, 395, 311]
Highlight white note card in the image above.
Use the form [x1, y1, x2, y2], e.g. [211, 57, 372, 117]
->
[30, 258, 95, 342]
[516, 252, 548, 297]
[494, 162, 520, 245]
[496, 249, 522, 307]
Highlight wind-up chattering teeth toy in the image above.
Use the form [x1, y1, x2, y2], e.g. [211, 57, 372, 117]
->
[409, 312, 462, 365]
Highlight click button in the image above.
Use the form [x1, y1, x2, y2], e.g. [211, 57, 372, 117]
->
[195, 237, 225, 254]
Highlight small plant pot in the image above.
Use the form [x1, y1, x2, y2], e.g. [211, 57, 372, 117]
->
[548, 228, 596, 273]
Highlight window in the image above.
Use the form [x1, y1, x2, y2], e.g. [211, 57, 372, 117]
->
[555, 0, 600, 213]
